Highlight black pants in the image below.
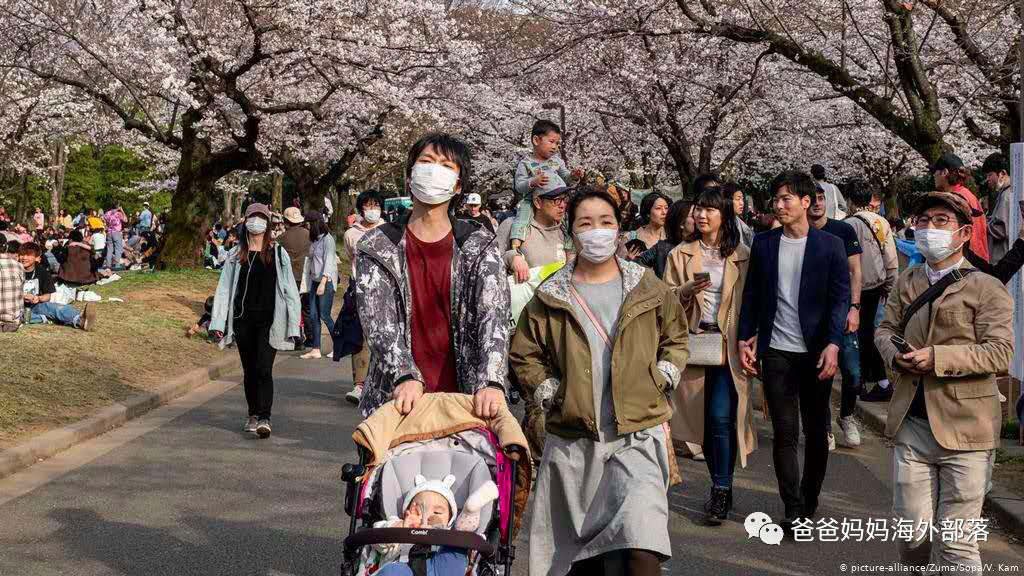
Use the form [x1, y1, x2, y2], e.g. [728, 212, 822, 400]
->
[858, 285, 887, 383]
[235, 317, 277, 419]
[300, 293, 314, 347]
[566, 550, 660, 576]
[761, 348, 831, 517]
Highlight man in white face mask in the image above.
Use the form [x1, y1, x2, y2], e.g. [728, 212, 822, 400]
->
[354, 133, 512, 421]
[876, 192, 1014, 572]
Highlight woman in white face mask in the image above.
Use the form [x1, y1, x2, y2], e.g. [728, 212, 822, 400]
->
[208, 203, 302, 440]
[509, 187, 689, 576]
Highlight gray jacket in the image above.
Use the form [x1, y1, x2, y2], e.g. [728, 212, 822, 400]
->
[309, 233, 339, 287]
[988, 184, 1012, 263]
[210, 244, 302, 351]
[354, 217, 512, 417]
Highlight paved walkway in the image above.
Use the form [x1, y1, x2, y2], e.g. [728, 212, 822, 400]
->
[0, 353, 1021, 575]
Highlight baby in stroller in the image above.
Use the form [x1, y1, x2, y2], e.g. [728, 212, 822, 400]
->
[341, 392, 533, 576]
[365, 474, 499, 576]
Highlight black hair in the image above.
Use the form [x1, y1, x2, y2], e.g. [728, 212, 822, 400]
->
[770, 170, 816, 200]
[17, 241, 42, 257]
[355, 190, 384, 216]
[69, 230, 83, 243]
[405, 132, 473, 196]
[567, 186, 622, 229]
[6, 239, 20, 254]
[687, 185, 741, 259]
[306, 212, 329, 242]
[531, 119, 561, 139]
[666, 200, 693, 246]
[845, 178, 875, 208]
[639, 192, 671, 222]
[811, 164, 827, 180]
[204, 296, 215, 314]
[0, 221, 7, 231]
[691, 173, 722, 197]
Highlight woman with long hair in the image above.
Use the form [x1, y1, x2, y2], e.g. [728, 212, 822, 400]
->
[632, 200, 693, 279]
[210, 203, 301, 439]
[664, 185, 757, 526]
[301, 212, 339, 359]
[510, 187, 688, 576]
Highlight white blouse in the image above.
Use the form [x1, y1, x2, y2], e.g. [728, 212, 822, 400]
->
[699, 241, 726, 327]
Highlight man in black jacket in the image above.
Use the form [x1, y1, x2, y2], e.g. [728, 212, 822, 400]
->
[738, 170, 851, 531]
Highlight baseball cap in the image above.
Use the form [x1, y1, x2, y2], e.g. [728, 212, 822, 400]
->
[929, 152, 964, 173]
[981, 152, 1008, 175]
[283, 206, 303, 224]
[244, 203, 272, 220]
[464, 193, 482, 205]
[537, 185, 571, 199]
[915, 192, 973, 223]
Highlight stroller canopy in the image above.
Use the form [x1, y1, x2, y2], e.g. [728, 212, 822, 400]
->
[352, 393, 532, 538]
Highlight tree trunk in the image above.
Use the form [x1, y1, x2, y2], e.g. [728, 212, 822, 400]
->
[272, 171, 283, 212]
[221, 186, 234, 224]
[14, 171, 29, 224]
[48, 138, 67, 221]
[160, 141, 217, 268]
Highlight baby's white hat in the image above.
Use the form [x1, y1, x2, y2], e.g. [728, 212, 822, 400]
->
[403, 474, 459, 527]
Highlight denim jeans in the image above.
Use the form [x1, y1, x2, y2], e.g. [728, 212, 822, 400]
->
[104, 230, 124, 270]
[27, 301, 81, 327]
[704, 365, 739, 488]
[838, 331, 861, 420]
[309, 280, 336, 350]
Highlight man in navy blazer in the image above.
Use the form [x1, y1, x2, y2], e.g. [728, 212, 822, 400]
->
[738, 170, 850, 532]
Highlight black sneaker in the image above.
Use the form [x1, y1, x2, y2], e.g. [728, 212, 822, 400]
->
[256, 419, 271, 439]
[704, 487, 732, 526]
[860, 385, 893, 403]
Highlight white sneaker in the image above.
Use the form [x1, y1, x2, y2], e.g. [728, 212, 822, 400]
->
[256, 419, 272, 439]
[244, 416, 258, 433]
[346, 384, 363, 405]
[300, 349, 322, 359]
[827, 432, 836, 452]
[839, 416, 861, 447]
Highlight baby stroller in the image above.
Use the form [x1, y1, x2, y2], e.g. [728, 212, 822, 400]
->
[340, 393, 533, 576]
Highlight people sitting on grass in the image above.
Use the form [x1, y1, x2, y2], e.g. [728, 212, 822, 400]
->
[186, 296, 217, 342]
[18, 242, 96, 331]
[58, 230, 99, 286]
[0, 239, 25, 332]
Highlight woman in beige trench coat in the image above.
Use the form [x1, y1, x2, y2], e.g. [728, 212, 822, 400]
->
[664, 184, 757, 526]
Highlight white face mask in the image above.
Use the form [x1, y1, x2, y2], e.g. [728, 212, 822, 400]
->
[410, 163, 459, 205]
[245, 217, 267, 235]
[575, 228, 619, 264]
[363, 209, 381, 224]
[915, 227, 965, 263]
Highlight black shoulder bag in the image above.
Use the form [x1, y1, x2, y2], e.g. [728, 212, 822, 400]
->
[898, 268, 975, 334]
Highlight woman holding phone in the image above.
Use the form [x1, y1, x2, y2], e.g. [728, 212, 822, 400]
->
[664, 184, 757, 526]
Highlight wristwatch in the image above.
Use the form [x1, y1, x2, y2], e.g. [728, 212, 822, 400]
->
[850, 303, 861, 310]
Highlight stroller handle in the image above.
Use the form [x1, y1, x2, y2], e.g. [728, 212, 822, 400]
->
[344, 527, 496, 556]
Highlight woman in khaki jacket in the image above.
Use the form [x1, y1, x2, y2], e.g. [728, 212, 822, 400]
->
[510, 187, 689, 576]
[664, 185, 757, 526]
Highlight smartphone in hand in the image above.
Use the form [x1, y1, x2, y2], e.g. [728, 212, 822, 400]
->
[694, 272, 711, 283]
[891, 335, 915, 355]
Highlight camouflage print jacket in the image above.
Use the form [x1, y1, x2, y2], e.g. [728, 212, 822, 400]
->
[354, 216, 512, 417]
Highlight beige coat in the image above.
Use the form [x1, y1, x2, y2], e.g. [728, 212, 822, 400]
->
[874, 262, 1014, 451]
[663, 241, 757, 467]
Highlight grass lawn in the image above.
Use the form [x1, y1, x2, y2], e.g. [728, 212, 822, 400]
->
[0, 268, 232, 449]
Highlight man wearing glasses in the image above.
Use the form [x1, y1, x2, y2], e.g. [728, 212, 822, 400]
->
[876, 192, 1014, 572]
[496, 184, 572, 461]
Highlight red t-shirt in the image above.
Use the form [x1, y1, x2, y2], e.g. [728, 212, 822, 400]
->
[405, 228, 457, 393]
[950, 184, 989, 262]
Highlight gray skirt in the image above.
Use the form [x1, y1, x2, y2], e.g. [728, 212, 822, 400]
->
[528, 424, 672, 576]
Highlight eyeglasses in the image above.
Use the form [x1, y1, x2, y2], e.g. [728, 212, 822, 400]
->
[543, 196, 568, 205]
[913, 214, 956, 228]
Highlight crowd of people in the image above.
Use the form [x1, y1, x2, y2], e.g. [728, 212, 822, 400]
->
[34, 118, 1012, 576]
[0, 202, 163, 333]
[216, 123, 1021, 575]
